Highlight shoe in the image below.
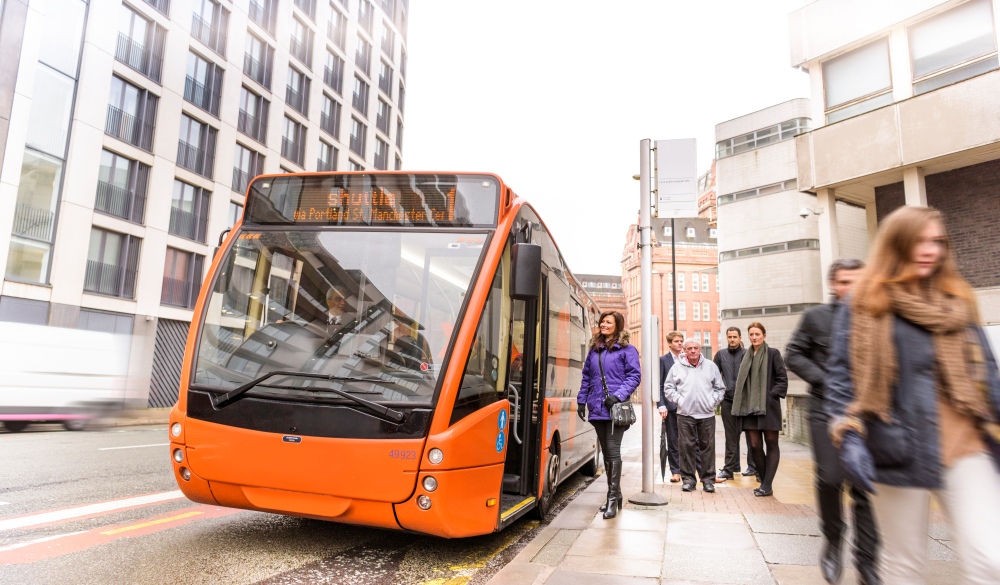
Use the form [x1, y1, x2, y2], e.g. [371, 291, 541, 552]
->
[856, 561, 880, 585]
[742, 467, 757, 476]
[681, 483, 695, 492]
[717, 470, 734, 481]
[756, 473, 763, 484]
[753, 487, 773, 497]
[703, 483, 715, 493]
[820, 541, 843, 584]
[670, 473, 681, 483]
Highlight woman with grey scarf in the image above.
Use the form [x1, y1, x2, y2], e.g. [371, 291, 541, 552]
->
[732, 322, 788, 496]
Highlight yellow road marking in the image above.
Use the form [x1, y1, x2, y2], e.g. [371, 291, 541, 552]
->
[499, 497, 535, 521]
[420, 578, 469, 585]
[100, 511, 203, 535]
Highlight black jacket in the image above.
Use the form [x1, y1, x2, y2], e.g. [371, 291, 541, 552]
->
[713, 345, 745, 401]
[658, 353, 679, 410]
[785, 302, 838, 400]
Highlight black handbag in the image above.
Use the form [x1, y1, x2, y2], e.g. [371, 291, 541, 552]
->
[599, 349, 636, 429]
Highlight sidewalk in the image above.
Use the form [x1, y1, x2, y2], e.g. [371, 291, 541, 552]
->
[488, 406, 960, 585]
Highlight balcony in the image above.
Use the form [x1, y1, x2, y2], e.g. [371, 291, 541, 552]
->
[169, 205, 207, 242]
[286, 85, 307, 115]
[95, 181, 145, 223]
[355, 51, 370, 76]
[243, 53, 270, 89]
[106, 105, 154, 151]
[317, 156, 335, 172]
[281, 137, 303, 166]
[177, 140, 214, 179]
[184, 76, 220, 117]
[290, 37, 310, 66]
[349, 133, 364, 156]
[141, 0, 169, 15]
[378, 71, 392, 96]
[237, 109, 266, 143]
[161, 276, 197, 308]
[324, 65, 342, 94]
[232, 167, 252, 194]
[248, 0, 274, 35]
[115, 32, 162, 83]
[191, 14, 225, 56]
[12, 203, 54, 242]
[320, 111, 338, 137]
[376, 111, 389, 135]
[84, 260, 137, 299]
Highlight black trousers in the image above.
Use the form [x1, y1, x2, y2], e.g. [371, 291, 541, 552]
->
[678, 415, 716, 485]
[664, 409, 680, 475]
[809, 398, 878, 565]
[592, 420, 628, 464]
[721, 398, 755, 473]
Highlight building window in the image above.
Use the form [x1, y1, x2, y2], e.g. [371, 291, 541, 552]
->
[378, 58, 393, 96]
[693, 302, 700, 321]
[715, 118, 810, 158]
[117, 5, 166, 82]
[320, 94, 341, 139]
[349, 159, 363, 171]
[394, 155, 401, 170]
[678, 301, 686, 321]
[184, 51, 224, 117]
[692, 274, 700, 292]
[717, 178, 798, 205]
[192, 0, 229, 57]
[358, 0, 373, 36]
[374, 137, 388, 170]
[233, 143, 264, 194]
[6, 150, 63, 283]
[709, 228, 717, 238]
[26, 66, 74, 158]
[96, 150, 149, 224]
[350, 117, 367, 156]
[170, 180, 211, 242]
[703, 331, 711, 349]
[324, 50, 344, 94]
[244, 33, 274, 89]
[909, 0, 998, 96]
[177, 114, 217, 179]
[703, 302, 710, 322]
[238, 85, 269, 143]
[281, 116, 306, 166]
[162, 248, 205, 309]
[376, 97, 390, 134]
[141, 0, 169, 17]
[356, 35, 372, 76]
[398, 81, 405, 112]
[317, 140, 337, 171]
[289, 16, 314, 67]
[228, 201, 243, 228]
[677, 272, 685, 291]
[396, 117, 403, 149]
[84, 228, 141, 299]
[327, 5, 346, 49]
[248, 0, 278, 36]
[286, 66, 310, 116]
[352, 75, 369, 115]
[823, 39, 892, 124]
[701, 274, 709, 291]
[662, 225, 671, 237]
[293, 0, 316, 21]
[381, 21, 394, 56]
[106, 76, 158, 151]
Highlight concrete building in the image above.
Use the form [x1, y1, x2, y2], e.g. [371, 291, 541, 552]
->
[576, 273, 626, 318]
[0, 0, 408, 409]
[789, 0, 1000, 338]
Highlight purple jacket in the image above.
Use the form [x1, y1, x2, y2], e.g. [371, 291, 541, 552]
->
[577, 341, 641, 421]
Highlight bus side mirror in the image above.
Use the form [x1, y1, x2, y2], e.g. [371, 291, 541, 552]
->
[511, 243, 541, 300]
[218, 228, 231, 246]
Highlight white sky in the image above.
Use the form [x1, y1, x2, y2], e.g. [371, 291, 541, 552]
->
[403, 1, 812, 275]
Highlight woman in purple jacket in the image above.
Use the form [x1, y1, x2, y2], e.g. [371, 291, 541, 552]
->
[577, 310, 641, 519]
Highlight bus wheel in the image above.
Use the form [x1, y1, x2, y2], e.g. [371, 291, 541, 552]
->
[63, 420, 87, 431]
[3, 421, 29, 433]
[533, 447, 559, 520]
[580, 444, 601, 477]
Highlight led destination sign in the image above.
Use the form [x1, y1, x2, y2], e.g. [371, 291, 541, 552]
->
[245, 173, 500, 228]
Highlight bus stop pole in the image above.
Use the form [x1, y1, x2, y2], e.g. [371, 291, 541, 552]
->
[629, 139, 668, 506]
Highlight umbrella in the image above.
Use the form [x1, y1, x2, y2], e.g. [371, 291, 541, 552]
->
[659, 416, 668, 481]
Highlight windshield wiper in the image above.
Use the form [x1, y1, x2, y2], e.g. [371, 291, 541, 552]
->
[211, 371, 406, 423]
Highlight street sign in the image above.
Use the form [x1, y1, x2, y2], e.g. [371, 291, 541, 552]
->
[654, 139, 698, 219]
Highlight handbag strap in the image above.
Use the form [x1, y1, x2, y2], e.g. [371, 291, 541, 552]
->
[598, 348, 610, 398]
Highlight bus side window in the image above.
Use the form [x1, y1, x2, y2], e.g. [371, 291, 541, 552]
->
[449, 270, 505, 426]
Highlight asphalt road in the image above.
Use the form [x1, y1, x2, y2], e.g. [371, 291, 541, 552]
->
[0, 425, 593, 584]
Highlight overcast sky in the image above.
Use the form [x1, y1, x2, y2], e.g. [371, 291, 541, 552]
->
[403, 1, 812, 275]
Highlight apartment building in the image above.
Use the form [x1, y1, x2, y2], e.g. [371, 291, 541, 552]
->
[0, 0, 408, 409]
[577, 274, 626, 319]
[790, 0, 1000, 338]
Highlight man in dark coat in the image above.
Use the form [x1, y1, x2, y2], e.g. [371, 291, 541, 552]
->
[657, 331, 684, 482]
[713, 327, 753, 480]
[786, 258, 879, 585]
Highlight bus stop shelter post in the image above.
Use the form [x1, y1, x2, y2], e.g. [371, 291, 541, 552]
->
[629, 139, 668, 507]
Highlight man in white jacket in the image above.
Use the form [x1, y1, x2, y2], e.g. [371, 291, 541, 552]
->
[663, 338, 726, 493]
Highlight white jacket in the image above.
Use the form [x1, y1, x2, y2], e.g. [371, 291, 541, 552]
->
[663, 354, 726, 419]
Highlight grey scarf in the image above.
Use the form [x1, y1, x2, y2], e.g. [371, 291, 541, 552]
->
[732, 342, 769, 417]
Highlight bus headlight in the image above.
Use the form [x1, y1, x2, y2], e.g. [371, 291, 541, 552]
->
[428, 448, 443, 464]
[173, 449, 184, 463]
[179, 467, 191, 481]
[417, 495, 432, 510]
[422, 476, 438, 492]
[170, 423, 182, 437]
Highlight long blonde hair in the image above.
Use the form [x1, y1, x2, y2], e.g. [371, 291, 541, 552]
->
[853, 206, 977, 318]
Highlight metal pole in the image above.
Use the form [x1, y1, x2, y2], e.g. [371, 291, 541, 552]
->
[671, 218, 678, 331]
[629, 139, 667, 506]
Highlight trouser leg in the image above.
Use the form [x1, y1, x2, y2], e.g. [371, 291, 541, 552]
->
[721, 398, 740, 473]
[697, 417, 716, 484]
[870, 483, 930, 585]
[592, 421, 613, 501]
[809, 403, 846, 547]
[937, 452, 1000, 584]
[666, 409, 681, 475]
[850, 484, 879, 566]
[677, 415, 698, 485]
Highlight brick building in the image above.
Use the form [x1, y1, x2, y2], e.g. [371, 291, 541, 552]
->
[577, 274, 626, 319]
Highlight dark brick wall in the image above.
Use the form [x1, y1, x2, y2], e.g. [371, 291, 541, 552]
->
[873, 159, 1000, 288]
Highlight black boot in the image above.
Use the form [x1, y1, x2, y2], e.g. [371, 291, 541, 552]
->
[820, 539, 843, 584]
[603, 460, 622, 519]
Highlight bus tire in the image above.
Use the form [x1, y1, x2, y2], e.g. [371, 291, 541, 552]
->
[533, 446, 559, 520]
[63, 420, 87, 431]
[580, 444, 601, 477]
[3, 421, 30, 433]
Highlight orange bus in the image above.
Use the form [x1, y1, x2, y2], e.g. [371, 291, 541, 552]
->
[168, 172, 602, 537]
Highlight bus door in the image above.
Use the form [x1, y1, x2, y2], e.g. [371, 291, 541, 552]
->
[502, 291, 542, 501]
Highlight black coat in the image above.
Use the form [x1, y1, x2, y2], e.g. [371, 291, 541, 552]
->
[713, 345, 746, 401]
[785, 302, 838, 400]
[826, 305, 1000, 489]
[658, 353, 678, 410]
[736, 347, 788, 432]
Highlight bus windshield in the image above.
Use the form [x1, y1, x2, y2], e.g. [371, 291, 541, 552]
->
[192, 229, 490, 404]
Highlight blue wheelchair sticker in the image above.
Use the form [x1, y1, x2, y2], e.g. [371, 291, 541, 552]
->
[498, 409, 507, 430]
[495, 431, 506, 452]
